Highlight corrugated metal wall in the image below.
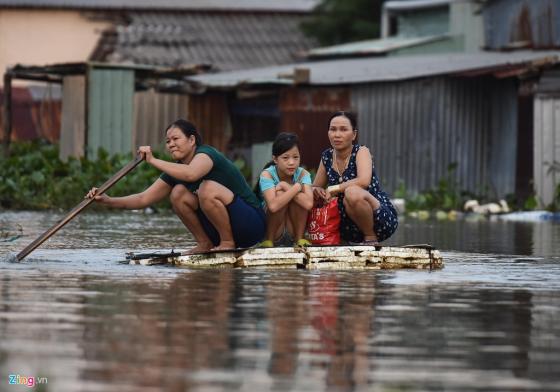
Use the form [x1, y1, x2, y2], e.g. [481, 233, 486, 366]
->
[534, 94, 560, 206]
[133, 90, 189, 151]
[187, 93, 232, 153]
[280, 87, 350, 168]
[60, 76, 85, 160]
[87, 68, 134, 157]
[351, 76, 518, 197]
[484, 0, 560, 49]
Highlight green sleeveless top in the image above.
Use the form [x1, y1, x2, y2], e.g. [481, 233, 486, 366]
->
[160, 145, 260, 209]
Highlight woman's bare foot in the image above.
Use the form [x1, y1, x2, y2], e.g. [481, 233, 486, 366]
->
[210, 240, 236, 251]
[361, 235, 379, 246]
[187, 242, 213, 254]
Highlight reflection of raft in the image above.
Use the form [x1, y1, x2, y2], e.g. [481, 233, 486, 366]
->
[126, 245, 443, 270]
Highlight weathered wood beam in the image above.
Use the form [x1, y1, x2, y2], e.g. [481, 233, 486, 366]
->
[3, 71, 13, 158]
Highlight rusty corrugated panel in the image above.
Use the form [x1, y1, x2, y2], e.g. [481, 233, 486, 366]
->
[279, 88, 350, 168]
[484, 0, 560, 49]
[187, 93, 231, 152]
[351, 77, 518, 198]
[0, 86, 61, 143]
[133, 90, 189, 151]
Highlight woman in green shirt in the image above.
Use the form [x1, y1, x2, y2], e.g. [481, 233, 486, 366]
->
[87, 119, 265, 253]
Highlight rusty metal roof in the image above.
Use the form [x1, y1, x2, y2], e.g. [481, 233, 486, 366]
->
[187, 51, 560, 88]
[0, 0, 318, 12]
[91, 12, 316, 71]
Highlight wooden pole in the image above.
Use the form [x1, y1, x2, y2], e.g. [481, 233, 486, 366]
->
[3, 70, 13, 158]
[16, 155, 144, 261]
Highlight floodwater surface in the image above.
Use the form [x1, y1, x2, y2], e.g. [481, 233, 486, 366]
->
[1, 210, 559, 392]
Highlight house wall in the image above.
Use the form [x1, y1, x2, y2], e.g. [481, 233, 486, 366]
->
[483, 0, 560, 49]
[0, 9, 112, 86]
[396, 7, 449, 38]
[450, 1, 484, 52]
[351, 76, 518, 198]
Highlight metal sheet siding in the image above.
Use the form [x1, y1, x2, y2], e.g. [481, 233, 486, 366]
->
[534, 95, 560, 206]
[133, 90, 189, 151]
[87, 68, 134, 157]
[279, 87, 350, 168]
[351, 77, 518, 197]
[484, 0, 560, 49]
[60, 75, 86, 160]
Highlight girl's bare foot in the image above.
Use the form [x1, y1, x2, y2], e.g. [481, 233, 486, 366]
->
[210, 240, 236, 251]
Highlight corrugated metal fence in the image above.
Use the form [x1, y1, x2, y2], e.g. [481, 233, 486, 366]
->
[534, 92, 560, 207]
[351, 76, 518, 197]
[87, 68, 134, 157]
[133, 90, 189, 151]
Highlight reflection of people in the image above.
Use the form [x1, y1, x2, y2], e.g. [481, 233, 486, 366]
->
[309, 274, 375, 390]
[87, 119, 265, 253]
[265, 273, 307, 383]
[312, 111, 398, 244]
[256, 132, 313, 247]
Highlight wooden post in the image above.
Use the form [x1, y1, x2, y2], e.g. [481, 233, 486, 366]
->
[3, 70, 13, 158]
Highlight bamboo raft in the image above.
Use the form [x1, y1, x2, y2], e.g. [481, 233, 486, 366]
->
[126, 244, 443, 270]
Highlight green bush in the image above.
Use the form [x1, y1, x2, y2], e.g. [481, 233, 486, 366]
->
[0, 141, 169, 210]
[394, 164, 482, 212]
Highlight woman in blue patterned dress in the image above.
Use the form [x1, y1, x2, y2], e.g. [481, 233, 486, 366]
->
[312, 111, 398, 244]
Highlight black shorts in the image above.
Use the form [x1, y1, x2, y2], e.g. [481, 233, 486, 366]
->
[197, 196, 266, 248]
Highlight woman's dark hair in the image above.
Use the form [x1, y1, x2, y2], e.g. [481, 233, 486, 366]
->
[166, 119, 203, 146]
[328, 110, 358, 144]
[254, 132, 300, 198]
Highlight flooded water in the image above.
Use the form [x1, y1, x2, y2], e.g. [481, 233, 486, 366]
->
[1, 210, 560, 391]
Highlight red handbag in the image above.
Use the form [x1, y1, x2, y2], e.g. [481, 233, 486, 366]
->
[307, 198, 341, 245]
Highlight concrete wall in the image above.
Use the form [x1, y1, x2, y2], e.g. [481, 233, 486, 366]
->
[0, 9, 111, 86]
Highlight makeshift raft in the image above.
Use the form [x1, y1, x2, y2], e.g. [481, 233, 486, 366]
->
[126, 244, 443, 270]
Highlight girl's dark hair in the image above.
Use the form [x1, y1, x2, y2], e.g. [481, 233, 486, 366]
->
[166, 119, 203, 146]
[254, 132, 300, 198]
[271, 132, 299, 161]
[328, 110, 358, 144]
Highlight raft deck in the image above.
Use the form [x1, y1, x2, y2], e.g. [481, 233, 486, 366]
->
[126, 245, 443, 270]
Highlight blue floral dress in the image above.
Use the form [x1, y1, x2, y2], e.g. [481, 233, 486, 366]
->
[322, 144, 398, 242]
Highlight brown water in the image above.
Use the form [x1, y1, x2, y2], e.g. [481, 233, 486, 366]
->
[1, 211, 560, 391]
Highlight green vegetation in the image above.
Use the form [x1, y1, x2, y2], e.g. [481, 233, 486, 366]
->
[0, 143, 554, 213]
[394, 164, 482, 212]
[0, 141, 167, 210]
[300, 0, 384, 46]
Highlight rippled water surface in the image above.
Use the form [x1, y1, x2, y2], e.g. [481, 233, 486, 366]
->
[1, 211, 560, 391]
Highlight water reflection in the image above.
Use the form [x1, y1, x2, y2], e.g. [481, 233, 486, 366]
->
[2, 268, 559, 391]
[1, 211, 560, 391]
